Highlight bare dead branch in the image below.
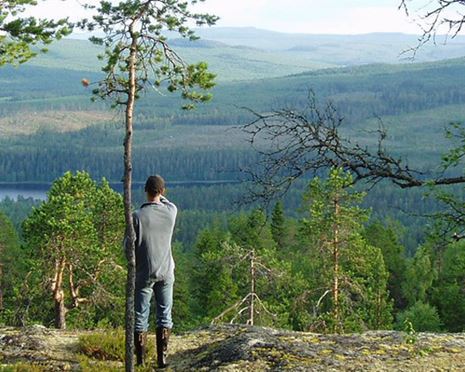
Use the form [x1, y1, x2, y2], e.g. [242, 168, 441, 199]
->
[241, 94, 465, 203]
[211, 293, 251, 325]
[313, 289, 331, 317]
[400, 0, 465, 57]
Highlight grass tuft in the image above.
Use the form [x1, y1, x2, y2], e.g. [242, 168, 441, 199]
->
[79, 328, 127, 361]
[0, 363, 44, 372]
[78, 328, 155, 365]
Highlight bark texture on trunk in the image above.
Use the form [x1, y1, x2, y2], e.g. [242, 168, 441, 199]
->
[332, 197, 340, 333]
[124, 21, 138, 372]
[52, 257, 67, 329]
[54, 294, 66, 329]
[0, 263, 4, 311]
[248, 248, 255, 326]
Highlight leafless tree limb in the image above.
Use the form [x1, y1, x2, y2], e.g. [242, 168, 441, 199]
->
[313, 289, 331, 317]
[399, 0, 465, 57]
[241, 93, 465, 203]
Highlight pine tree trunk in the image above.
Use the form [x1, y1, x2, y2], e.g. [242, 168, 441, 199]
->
[52, 258, 67, 329]
[249, 248, 255, 326]
[0, 263, 4, 311]
[54, 294, 66, 329]
[332, 198, 340, 333]
[124, 22, 138, 372]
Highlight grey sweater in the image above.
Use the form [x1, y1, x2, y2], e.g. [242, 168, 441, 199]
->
[133, 196, 177, 286]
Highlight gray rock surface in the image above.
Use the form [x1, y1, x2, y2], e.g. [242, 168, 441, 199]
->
[2, 324, 465, 370]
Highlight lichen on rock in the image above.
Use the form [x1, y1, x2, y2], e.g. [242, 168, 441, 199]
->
[2, 324, 465, 371]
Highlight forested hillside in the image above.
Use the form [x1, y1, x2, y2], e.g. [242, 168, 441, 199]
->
[2, 48, 465, 183]
[189, 28, 465, 64]
[1, 37, 465, 250]
[1, 29, 465, 337]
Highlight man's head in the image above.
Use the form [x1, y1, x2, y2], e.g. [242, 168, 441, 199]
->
[145, 175, 165, 198]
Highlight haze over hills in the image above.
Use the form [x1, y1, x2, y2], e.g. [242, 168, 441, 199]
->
[1, 49, 465, 182]
[4, 20, 465, 349]
[1, 27, 465, 184]
[192, 27, 465, 64]
[25, 36, 334, 81]
[2, 26, 465, 251]
[24, 27, 465, 81]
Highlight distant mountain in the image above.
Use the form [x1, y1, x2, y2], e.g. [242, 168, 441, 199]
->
[25, 29, 465, 83]
[25, 38, 333, 81]
[192, 27, 465, 64]
[168, 38, 229, 49]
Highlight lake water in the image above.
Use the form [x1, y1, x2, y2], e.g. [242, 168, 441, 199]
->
[0, 183, 49, 200]
[0, 180, 239, 201]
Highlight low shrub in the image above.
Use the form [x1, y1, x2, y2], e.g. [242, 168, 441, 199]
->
[78, 328, 155, 363]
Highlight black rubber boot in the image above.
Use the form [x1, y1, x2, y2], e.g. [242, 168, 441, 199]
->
[156, 327, 171, 368]
[134, 331, 147, 366]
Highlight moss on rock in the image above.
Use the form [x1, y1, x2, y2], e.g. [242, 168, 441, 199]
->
[2, 324, 465, 371]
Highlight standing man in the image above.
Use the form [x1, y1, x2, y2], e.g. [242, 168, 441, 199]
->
[130, 175, 177, 368]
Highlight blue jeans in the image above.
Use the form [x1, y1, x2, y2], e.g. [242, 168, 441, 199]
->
[134, 278, 174, 332]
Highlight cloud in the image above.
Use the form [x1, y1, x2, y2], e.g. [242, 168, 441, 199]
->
[193, 0, 270, 27]
[336, 6, 420, 34]
[24, 0, 95, 21]
[24, 0, 420, 35]
[194, 1, 418, 34]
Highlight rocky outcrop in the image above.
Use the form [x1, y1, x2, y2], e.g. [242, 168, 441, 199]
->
[2, 324, 465, 370]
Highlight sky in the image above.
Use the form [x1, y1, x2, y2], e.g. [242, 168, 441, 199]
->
[28, 0, 425, 35]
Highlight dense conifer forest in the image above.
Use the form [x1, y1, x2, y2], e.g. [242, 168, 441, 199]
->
[1, 31, 465, 334]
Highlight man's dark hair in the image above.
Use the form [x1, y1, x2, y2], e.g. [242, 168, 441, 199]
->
[145, 175, 165, 196]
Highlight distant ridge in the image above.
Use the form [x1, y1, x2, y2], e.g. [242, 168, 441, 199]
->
[56, 27, 465, 70]
[168, 38, 228, 49]
[190, 27, 465, 63]
[193, 26, 465, 43]
[3, 27, 465, 86]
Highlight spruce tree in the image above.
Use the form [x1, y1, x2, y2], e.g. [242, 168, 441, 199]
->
[271, 201, 286, 250]
[0, 212, 21, 316]
[300, 168, 392, 332]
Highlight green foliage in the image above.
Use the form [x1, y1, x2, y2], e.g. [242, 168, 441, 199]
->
[442, 122, 465, 168]
[426, 185, 465, 241]
[187, 185, 393, 332]
[191, 226, 240, 321]
[0, 196, 40, 235]
[20, 171, 125, 328]
[2, 27, 465, 332]
[77, 357, 122, 372]
[402, 319, 417, 345]
[299, 168, 392, 332]
[80, 0, 217, 109]
[0, 363, 44, 372]
[364, 220, 408, 312]
[190, 209, 304, 328]
[78, 328, 155, 371]
[301, 168, 368, 242]
[0, 0, 71, 66]
[171, 242, 195, 331]
[402, 245, 436, 307]
[0, 211, 22, 325]
[431, 240, 465, 332]
[79, 328, 154, 361]
[0, 210, 20, 262]
[396, 302, 442, 332]
[271, 201, 286, 250]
